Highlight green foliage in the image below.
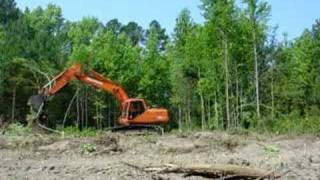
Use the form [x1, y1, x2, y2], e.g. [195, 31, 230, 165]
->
[81, 143, 96, 154]
[23, 4, 67, 63]
[5, 123, 32, 137]
[105, 19, 122, 34]
[59, 126, 98, 138]
[68, 17, 102, 64]
[0, 0, 320, 135]
[120, 21, 143, 45]
[91, 30, 141, 94]
[0, 0, 20, 26]
[269, 116, 320, 135]
[138, 21, 170, 106]
[261, 143, 280, 156]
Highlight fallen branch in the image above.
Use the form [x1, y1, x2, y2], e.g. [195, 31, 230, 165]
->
[123, 163, 280, 179]
[62, 88, 80, 128]
[37, 122, 62, 135]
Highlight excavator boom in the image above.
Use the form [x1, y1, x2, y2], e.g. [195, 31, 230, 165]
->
[39, 64, 128, 109]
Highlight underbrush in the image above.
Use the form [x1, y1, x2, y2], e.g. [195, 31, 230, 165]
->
[4, 123, 32, 137]
[3, 117, 319, 139]
[3, 124, 100, 138]
[169, 116, 320, 136]
[58, 126, 99, 138]
[268, 116, 320, 135]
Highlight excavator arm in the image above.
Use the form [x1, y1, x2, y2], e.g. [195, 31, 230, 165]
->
[29, 63, 129, 113]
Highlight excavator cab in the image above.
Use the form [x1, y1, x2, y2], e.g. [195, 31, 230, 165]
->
[119, 98, 169, 126]
[121, 99, 146, 121]
[128, 100, 146, 120]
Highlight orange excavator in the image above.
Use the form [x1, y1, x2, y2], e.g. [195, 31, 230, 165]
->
[28, 63, 169, 129]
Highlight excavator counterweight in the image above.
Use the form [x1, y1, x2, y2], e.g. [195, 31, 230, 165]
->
[28, 63, 169, 127]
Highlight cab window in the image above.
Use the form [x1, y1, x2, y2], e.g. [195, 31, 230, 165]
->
[121, 102, 129, 118]
[128, 101, 145, 120]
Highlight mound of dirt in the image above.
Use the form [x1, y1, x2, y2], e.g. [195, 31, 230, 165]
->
[38, 140, 73, 152]
[0, 132, 320, 179]
[0, 137, 7, 149]
[94, 133, 120, 147]
[157, 138, 207, 153]
[93, 133, 123, 155]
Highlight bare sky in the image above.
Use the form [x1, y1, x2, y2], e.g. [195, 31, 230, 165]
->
[15, 0, 320, 40]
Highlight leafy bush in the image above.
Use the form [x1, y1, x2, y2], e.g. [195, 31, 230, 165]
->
[81, 143, 96, 154]
[58, 126, 98, 138]
[269, 116, 320, 134]
[5, 123, 32, 137]
[260, 143, 280, 156]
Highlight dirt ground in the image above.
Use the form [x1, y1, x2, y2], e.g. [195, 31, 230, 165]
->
[0, 130, 320, 180]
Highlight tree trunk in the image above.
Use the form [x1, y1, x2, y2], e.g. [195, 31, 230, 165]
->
[235, 67, 240, 127]
[198, 68, 206, 131]
[253, 27, 260, 119]
[11, 86, 16, 122]
[184, 97, 190, 131]
[76, 94, 80, 129]
[214, 95, 219, 129]
[207, 99, 211, 128]
[223, 37, 230, 129]
[184, 111, 188, 130]
[85, 87, 88, 129]
[133, 163, 280, 179]
[178, 164, 270, 177]
[108, 100, 111, 128]
[0, 70, 3, 110]
[178, 105, 182, 132]
[271, 67, 275, 120]
[240, 86, 243, 126]
[113, 98, 117, 127]
[80, 92, 84, 131]
[95, 103, 98, 129]
[200, 92, 205, 131]
[63, 89, 79, 128]
[187, 94, 192, 131]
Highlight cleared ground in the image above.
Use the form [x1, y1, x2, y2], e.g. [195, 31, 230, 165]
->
[0, 130, 319, 179]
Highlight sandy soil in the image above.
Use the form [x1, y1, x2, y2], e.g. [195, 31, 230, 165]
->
[0, 131, 320, 180]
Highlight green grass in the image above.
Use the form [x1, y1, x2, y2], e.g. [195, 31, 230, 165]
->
[4, 116, 320, 140]
[58, 126, 99, 138]
[269, 116, 320, 135]
[5, 123, 32, 137]
[81, 143, 97, 154]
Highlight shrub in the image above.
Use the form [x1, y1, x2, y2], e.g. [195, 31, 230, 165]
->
[5, 123, 32, 137]
[81, 143, 96, 154]
[58, 126, 98, 138]
[270, 116, 320, 134]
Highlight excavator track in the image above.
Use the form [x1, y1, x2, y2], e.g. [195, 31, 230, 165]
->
[110, 125, 164, 135]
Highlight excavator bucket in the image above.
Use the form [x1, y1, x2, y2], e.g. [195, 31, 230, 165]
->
[28, 94, 45, 112]
[28, 95, 51, 127]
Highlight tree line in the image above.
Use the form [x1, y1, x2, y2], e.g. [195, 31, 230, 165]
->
[0, 0, 320, 133]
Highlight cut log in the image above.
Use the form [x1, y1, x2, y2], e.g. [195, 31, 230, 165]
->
[38, 140, 71, 152]
[124, 162, 280, 179]
[161, 164, 279, 179]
